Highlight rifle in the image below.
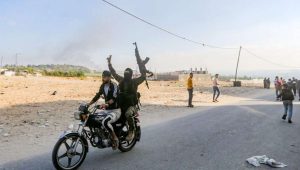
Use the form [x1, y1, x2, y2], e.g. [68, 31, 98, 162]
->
[133, 42, 153, 89]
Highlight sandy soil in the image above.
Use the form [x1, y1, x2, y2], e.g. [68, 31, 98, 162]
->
[0, 75, 265, 164]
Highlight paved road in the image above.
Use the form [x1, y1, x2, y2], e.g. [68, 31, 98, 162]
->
[1, 92, 300, 170]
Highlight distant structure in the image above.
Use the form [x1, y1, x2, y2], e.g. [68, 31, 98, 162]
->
[190, 67, 208, 74]
[0, 68, 7, 75]
[178, 68, 211, 84]
[3, 70, 16, 76]
[154, 67, 210, 81]
[155, 72, 179, 81]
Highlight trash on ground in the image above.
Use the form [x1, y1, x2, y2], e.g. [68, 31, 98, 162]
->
[51, 91, 57, 95]
[246, 155, 287, 168]
[3, 133, 10, 137]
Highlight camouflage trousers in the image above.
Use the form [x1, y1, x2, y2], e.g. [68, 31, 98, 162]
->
[125, 106, 137, 132]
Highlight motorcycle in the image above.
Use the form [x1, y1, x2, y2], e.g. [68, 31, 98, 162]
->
[52, 104, 141, 170]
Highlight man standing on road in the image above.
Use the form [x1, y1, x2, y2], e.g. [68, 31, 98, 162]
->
[287, 79, 293, 90]
[274, 76, 280, 100]
[212, 74, 221, 102]
[292, 77, 297, 96]
[266, 78, 271, 89]
[297, 79, 300, 101]
[187, 73, 194, 107]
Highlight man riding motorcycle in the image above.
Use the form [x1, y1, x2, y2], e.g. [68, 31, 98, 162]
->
[107, 55, 146, 141]
[87, 70, 120, 149]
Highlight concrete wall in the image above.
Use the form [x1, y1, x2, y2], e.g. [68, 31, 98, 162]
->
[156, 74, 179, 81]
[179, 74, 212, 84]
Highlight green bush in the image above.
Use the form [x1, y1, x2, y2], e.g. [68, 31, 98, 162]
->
[42, 70, 85, 77]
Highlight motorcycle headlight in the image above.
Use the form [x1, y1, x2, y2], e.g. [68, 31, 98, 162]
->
[74, 111, 82, 120]
[68, 124, 74, 130]
[68, 123, 80, 132]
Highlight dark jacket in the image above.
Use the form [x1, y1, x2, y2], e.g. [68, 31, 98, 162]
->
[108, 63, 145, 109]
[278, 88, 294, 101]
[297, 80, 300, 89]
[91, 81, 119, 110]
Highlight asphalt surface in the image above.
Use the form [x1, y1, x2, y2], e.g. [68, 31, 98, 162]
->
[1, 92, 300, 170]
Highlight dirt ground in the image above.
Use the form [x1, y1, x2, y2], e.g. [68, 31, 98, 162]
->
[0, 75, 265, 164]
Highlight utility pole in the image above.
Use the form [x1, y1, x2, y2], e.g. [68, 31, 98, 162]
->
[234, 46, 242, 86]
[0, 56, 3, 68]
[15, 53, 19, 66]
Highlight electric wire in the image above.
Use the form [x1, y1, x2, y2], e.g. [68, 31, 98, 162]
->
[101, 0, 239, 50]
[243, 48, 300, 69]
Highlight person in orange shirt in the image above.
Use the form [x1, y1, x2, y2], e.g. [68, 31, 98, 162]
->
[187, 73, 194, 107]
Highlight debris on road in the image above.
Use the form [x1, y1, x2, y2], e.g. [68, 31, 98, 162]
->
[246, 155, 287, 168]
[51, 91, 57, 95]
[38, 125, 46, 128]
[3, 133, 10, 137]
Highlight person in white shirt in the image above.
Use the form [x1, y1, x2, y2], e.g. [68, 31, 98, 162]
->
[212, 74, 220, 102]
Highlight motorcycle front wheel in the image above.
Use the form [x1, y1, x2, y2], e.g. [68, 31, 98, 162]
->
[52, 134, 87, 170]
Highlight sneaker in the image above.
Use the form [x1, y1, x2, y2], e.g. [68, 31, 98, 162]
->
[282, 114, 287, 120]
[188, 105, 194, 107]
[288, 120, 292, 124]
[126, 131, 135, 141]
[111, 139, 119, 150]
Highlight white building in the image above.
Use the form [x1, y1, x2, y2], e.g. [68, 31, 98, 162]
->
[4, 70, 16, 76]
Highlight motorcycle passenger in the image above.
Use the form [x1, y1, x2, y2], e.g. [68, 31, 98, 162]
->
[87, 70, 120, 150]
[107, 56, 146, 141]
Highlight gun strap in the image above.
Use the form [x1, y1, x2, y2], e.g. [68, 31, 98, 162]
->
[145, 79, 149, 89]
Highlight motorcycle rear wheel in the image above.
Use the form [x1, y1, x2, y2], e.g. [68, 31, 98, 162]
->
[118, 138, 137, 152]
[118, 126, 140, 152]
[52, 134, 87, 170]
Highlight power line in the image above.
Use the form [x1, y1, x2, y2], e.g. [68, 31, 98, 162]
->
[101, 0, 238, 50]
[101, 0, 299, 69]
[243, 48, 300, 69]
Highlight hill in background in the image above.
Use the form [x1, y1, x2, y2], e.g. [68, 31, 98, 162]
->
[2, 64, 101, 77]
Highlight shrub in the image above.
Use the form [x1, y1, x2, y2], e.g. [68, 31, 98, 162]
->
[42, 70, 85, 77]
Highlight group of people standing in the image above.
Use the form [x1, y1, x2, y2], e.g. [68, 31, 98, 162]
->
[274, 76, 300, 101]
[187, 73, 220, 107]
[263, 78, 271, 89]
[186, 74, 298, 124]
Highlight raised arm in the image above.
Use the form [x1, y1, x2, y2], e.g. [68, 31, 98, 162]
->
[133, 42, 151, 88]
[133, 72, 146, 85]
[107, 55, 123, 83]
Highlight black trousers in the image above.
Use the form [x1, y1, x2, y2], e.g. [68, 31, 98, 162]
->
[292, 86, 296, 96]
[188, 89, 193, 106]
